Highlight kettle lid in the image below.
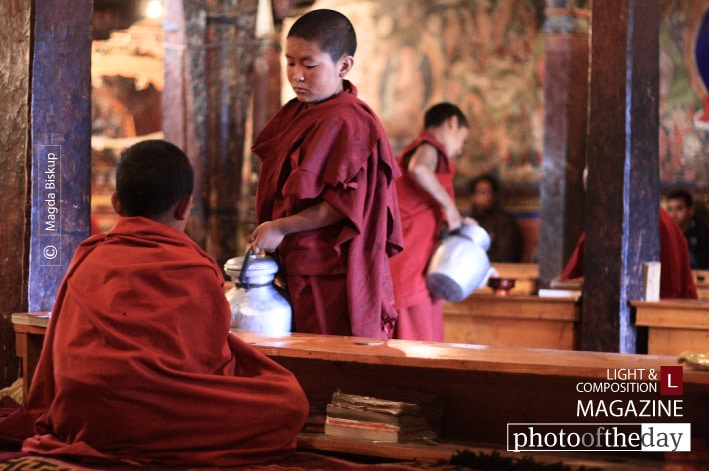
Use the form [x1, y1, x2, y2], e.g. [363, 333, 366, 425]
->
[224, 254, 279, 279]
[458, 223, 491, 252]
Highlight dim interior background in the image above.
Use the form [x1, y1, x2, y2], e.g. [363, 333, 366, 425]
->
[90, 0, 709, 264]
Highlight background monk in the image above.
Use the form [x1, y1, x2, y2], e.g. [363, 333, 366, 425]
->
[557, 168, 697, 299]
[388, 103, 473, 341]
[469, 174, 523, 263]
[251, 9, 403, 338]
[19, 140, 309, 466]
[558, 207, 697, 299]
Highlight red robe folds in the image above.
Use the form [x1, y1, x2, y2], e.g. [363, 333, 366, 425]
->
[560, 207, 697, 299]
[389, 132, 455, 341]
[253, 81, 403, 338]
[21, 217, 309, 466]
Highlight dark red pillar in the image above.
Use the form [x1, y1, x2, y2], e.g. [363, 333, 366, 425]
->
[583, 0, 660, 352]
[539, 1, 590, 288]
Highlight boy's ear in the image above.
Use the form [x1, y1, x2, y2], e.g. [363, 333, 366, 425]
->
[338, 55, 354, 77]
[446, 115, 459, 130]
[111, 193, 126, 216]
[174, 195, 193, 221]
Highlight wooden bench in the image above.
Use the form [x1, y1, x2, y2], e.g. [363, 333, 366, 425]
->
[443, 292, 580, 349]
[12, 314, 708, 468]
[693, 270, 709, 300]
[632, 299, 709, 355]
[236, 330, 708, 468]
[11, 312, 50, 400]
[474, 262, 539, 295]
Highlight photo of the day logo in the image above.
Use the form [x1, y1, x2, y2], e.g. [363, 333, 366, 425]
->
[661, 366, 683, 396]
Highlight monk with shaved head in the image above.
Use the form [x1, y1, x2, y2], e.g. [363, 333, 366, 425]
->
[16, 139, 309, 466]
[252, 9, 403, 338]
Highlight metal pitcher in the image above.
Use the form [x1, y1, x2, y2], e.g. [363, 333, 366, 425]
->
[425, 223, 494, 302]
[223, 247, 292, 334]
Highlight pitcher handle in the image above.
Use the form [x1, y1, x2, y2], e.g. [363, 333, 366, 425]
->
[238, 245, 255, 287]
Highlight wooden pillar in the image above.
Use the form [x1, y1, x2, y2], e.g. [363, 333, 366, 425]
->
[0, 0, 32, 388]
[205, 0, 259, 267]
[28, 0, 92, 311]
[163, 0, 259, 268]
[246, 27, 283, 247]
[163, 0, 209, 247]
[0, 0, 91, 386]
[252, 33, 282, 138]
[583, 0, 660, 353]
[538, 0, 590, 288]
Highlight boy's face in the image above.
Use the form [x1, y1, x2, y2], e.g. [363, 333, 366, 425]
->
[666, 198, 693, 229]
[285, 37, 352, 104]
[472, 180, 495, 211]
[442, 117, 469, 159]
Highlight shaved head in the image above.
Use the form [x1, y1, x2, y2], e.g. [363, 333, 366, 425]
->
[287, 9, 356, 61]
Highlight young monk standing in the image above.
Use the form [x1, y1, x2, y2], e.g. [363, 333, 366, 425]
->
[19, 140, 309, 466]
[389, 103, 472, 341]
[251, 9, 403, 338]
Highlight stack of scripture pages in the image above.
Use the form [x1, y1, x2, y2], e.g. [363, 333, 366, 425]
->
[324, 390, 438, 442]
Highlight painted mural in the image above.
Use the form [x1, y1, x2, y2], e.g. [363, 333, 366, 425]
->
[292, 0, 709, 194]
[660, 0, 709, 191]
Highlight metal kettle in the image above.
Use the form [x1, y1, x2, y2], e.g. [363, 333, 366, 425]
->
[426, 223, 494, 302]
[223, 247, 292, 335]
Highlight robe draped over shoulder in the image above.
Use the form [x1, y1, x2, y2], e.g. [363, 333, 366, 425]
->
[20, 217, 309, 466]
[252, 81, 403, 338]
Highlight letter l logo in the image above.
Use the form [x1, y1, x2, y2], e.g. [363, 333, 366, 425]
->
[661, 366, 683, 396]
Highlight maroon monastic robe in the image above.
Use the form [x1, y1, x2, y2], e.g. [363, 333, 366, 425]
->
[389, 132, 455, 341]
[560, 207, 697, 299]
[20, 217, 309, 466]
[252, 81, 403, 338]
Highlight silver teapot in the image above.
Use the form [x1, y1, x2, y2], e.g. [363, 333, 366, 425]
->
[223, 247, 292, 335]
[426, 223, 495, 302]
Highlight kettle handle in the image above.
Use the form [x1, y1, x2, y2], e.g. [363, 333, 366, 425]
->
[238, 245, 255, 287]
[447, 227, 470, 240]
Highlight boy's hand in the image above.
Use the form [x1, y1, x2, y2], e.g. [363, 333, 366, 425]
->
[461, 216, 478, 226]
[251, 221, 286, 254]
[445, 206, 462, 231]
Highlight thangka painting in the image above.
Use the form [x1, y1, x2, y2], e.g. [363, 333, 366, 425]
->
[659, 0, 709, 191]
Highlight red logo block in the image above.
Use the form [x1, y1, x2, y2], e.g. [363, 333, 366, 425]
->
[660, 366, 683, 396]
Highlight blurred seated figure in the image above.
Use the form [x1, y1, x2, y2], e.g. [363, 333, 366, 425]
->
[666, 189, 709, 269]
[470, 174, 522, 263]
[557, 167, 696, 299]
[558, 206, 696, 299]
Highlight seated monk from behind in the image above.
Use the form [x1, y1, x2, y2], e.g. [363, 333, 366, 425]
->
[20, 140, 309, 466]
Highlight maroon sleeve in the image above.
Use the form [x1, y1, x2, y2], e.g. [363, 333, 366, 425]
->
[559, 232, 586, 280]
